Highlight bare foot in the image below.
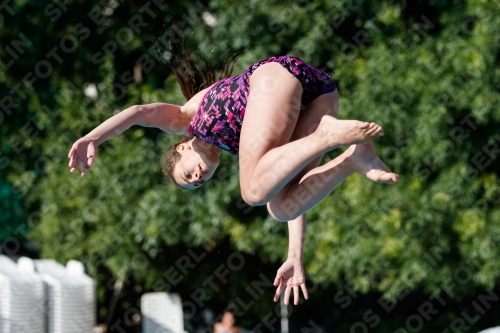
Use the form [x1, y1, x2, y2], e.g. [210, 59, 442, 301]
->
[345, 143, 399, 184]
[314, 116, 384, 149]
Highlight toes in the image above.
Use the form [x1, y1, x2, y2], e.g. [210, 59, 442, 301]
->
[374, 124, 384, 136]
[381, 172, 399, 184]
[367, 170, 398, 184]
[366, 124, 384, 138]
[359, 121, 372, 129]
[378, 171, 399, 184]
[365, 125, 376, 135]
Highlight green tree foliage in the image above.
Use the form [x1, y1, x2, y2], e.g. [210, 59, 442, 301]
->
[179, 0, 500, 299]
[2, 0, 500, 331]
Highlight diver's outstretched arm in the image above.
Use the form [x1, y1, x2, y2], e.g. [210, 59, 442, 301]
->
[68, 103, 188, 176]
[273, 214, 309, 305]
[87, 103, 189, 145]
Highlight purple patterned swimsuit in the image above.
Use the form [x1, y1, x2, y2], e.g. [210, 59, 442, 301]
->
[189, 56, 336, 156]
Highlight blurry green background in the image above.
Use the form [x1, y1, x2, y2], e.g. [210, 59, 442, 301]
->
[1, 0, 500, 332]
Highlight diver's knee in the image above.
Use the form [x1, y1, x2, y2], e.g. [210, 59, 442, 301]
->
[267, 201, 296, 222]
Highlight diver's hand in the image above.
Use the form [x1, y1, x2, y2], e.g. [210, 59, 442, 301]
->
[273, 258, 308, 305]
[68, 136, 97, 177]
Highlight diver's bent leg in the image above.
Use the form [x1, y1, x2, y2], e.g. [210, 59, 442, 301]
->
[267, 144, 399, 221]
[267, 148, 355, 221]
[240, 70, 383, 206]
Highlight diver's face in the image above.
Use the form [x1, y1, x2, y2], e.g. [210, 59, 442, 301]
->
[173, 143, 217, 189]
[221, 312, 235, 326]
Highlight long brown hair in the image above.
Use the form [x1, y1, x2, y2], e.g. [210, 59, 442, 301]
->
[162, 51, 237, 186]
[168, 51, 237, 100]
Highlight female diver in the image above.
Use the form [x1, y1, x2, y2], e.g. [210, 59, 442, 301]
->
[68, 55, 399, 306]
